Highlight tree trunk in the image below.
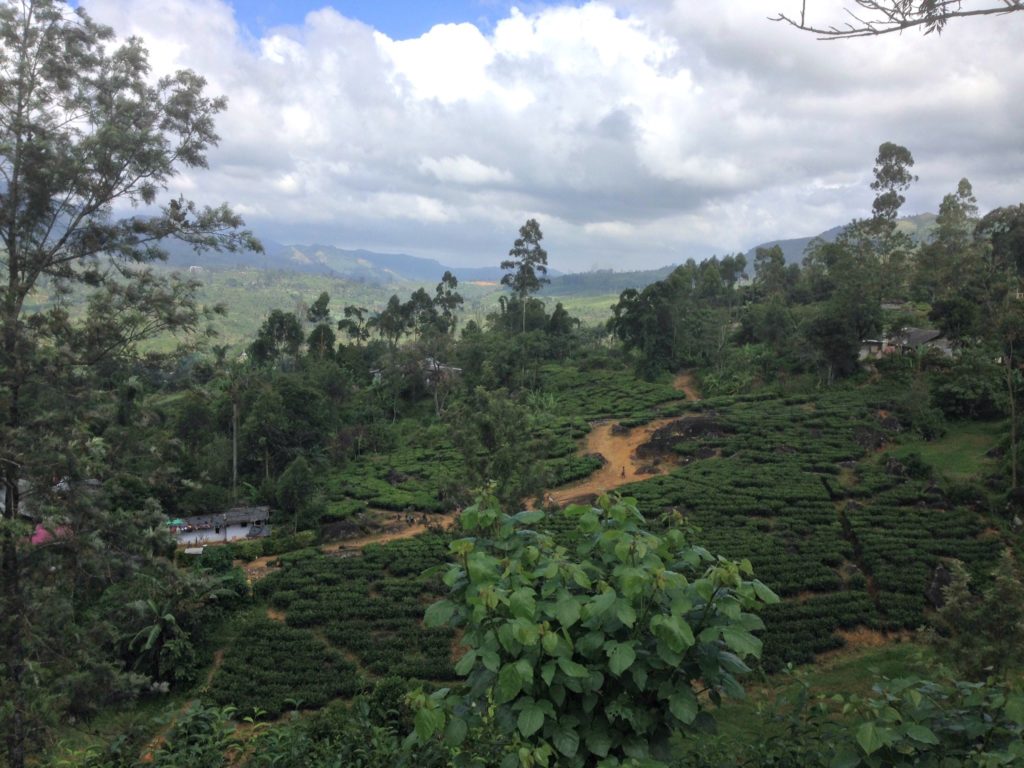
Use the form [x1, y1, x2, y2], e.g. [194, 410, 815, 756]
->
[1007, 355, 1018, 488]
[3, 329, 27, 768]
[232, 401, 239, 503]
[2, 536, 27, 768]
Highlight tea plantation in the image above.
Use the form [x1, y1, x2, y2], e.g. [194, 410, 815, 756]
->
[204, 378, 1006, 717]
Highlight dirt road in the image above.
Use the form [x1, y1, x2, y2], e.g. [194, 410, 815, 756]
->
[546, 371, 701, 505]
[240, 510, 459, 583]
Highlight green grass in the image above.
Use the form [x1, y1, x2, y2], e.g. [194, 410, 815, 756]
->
[888, 419, 1002, 482]
[543, 292, 618, 327]
[706, 641, 937, 745]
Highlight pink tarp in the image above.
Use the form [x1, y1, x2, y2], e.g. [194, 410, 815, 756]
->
[30, 524, 71, 545]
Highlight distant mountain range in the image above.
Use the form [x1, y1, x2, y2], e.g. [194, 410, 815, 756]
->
[745, 213, 938, 266]
[165, 240, 540, 285]
[163, 212, 938, 295]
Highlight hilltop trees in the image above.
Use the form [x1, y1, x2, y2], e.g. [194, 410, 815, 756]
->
[608, 256, 747, 377]
[0, 1, 256, 763]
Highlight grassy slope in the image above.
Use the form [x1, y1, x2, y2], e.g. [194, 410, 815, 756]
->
[886, 419, 1002, 482]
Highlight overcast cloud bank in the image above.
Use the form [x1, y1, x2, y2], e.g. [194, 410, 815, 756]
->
[88, 0, 1024, 272]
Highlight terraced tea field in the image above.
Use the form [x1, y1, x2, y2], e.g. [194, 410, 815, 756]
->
[201, 378, 1005, 717]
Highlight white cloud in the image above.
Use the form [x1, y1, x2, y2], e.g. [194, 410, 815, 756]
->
[84, 0, 1024, 271]
[419, 155, 513, 185]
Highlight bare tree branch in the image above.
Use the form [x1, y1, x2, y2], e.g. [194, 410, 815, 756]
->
[771, 0, 1023, 39]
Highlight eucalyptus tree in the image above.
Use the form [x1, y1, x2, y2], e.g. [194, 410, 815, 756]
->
[0, 2, 256, 764]
[501, 219, 550, 334]
[306, 292, 336, 359]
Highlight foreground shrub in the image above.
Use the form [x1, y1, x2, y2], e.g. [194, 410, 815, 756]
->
[413, 492, 778, 767]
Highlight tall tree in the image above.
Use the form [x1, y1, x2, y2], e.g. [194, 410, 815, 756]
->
[501, 219, 550, 333]
[0, 3, 256, 764]
[433, 270, 463, 336]
[975, 204, 1024, 487]
[870, 141, 917, 227]
[368, 295, 409, 349]
[753, 244, 787, 297]
[914, 178, 980, 302]
[337, 304, 370, 346]
[305, 292, 335, 359]
[248, 309, 304, 364]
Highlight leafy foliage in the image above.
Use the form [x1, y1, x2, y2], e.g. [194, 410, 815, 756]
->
[415, 492, 778, 767]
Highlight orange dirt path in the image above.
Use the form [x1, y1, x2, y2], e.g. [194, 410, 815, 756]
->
[673, 371, 701, 402]
[545, 371, 701, 505]
[320, 510, 459, 554]
[546, 418, 679, 505]
[240, 509, 459, 583]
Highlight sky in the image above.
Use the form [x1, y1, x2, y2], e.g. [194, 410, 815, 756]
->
[83, 0, 1024, 273]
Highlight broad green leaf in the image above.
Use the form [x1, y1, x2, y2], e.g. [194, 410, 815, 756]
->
[571, 567, 592, 589]
[752, 579, 780, 604]
[415, 706, 444, 741]
[497, 663, 523, 704]
[541, 661, 556, 686]
[578, 631, 606, 655]
[481, 648, 500, 672]
[651, 614, 694, 652]
[721, 672, 746, 700]
[497, 623, 519, 653]
[669, 689, 698, 724]
[587, 589, 616, 617]
[904, 724, 939, 745]
[424, 599, 455, 627]
[718, 651, 751, 675]
[670, 594, 694, 614]
[511, 618, 540, 646]
[513, 510, 545, 525]
[607, 641, 636, 676]
[855, 722, 886, 756]
[542, 630, 559, 655]
[467, 551, 499, 582]
[555, 597, 581, 628]
[614, 539, 633, 562]
[444, 716, 468, 746]
[586, 727, 612, 757]
[615, 600, 637, 627]
[454, 649, 477, 676]
[631, 665, 649, 690]
[721, 627, 762, 658]
[578, 511, 600, 533]
[510, 588, 536, 620]
[737, 613, 765, 632]
[618, 567, 647, 597]
[558, 657, 590, 678]
[515, 658, 535, 685]
[693, 578, 715, 601]
[1006, 693, 1024, 725]
[518, 703, 545, 737]
[553, 725, 580, 758]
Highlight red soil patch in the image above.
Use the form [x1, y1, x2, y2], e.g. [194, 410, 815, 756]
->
[546, 418, 681, 505]
[673, 371, 701, 402]
[544, 370, 703, 505]
[817, 627, 912, 663]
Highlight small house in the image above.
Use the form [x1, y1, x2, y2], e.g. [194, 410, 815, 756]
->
[170, 506, 271, 545]
[893, 327, 953, 357]
[858, 338, 887, 361]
